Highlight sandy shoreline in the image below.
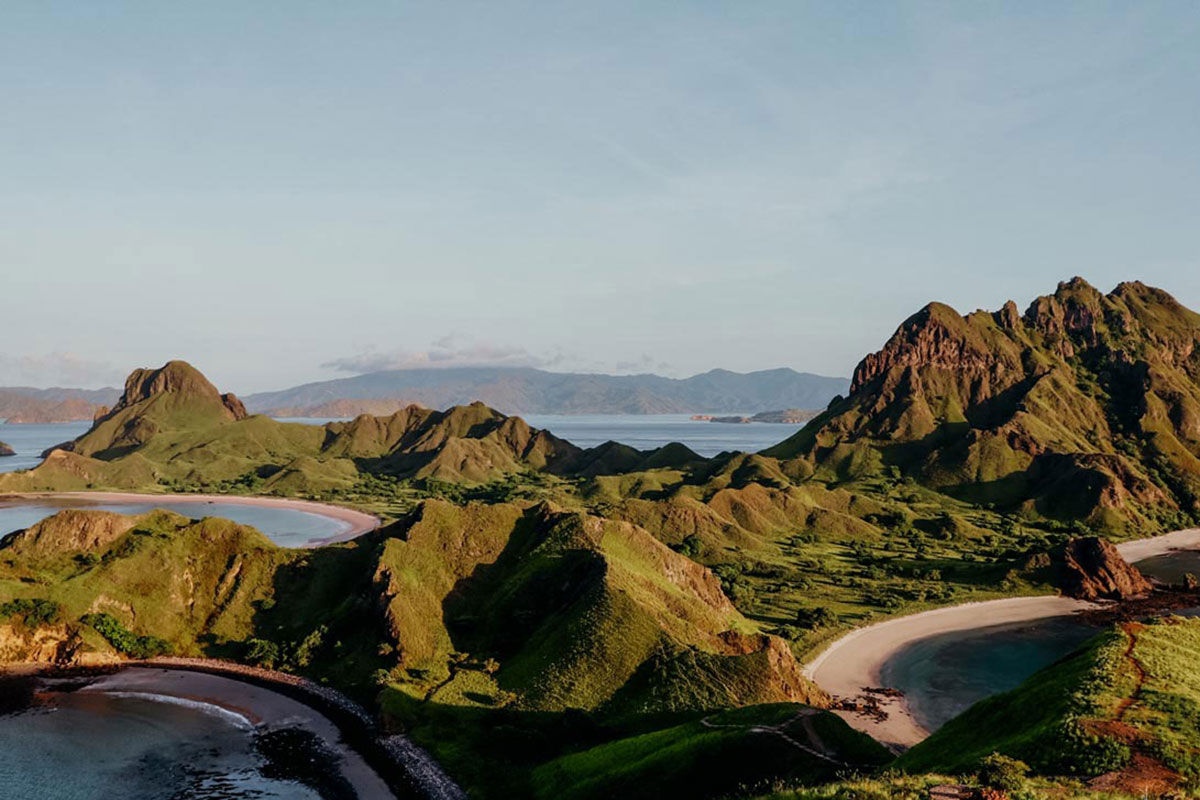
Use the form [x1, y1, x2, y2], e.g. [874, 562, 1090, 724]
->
[0, 491, 380, 545]
[803, 527, 1200, 751]
[1116, 527, 1200, 563]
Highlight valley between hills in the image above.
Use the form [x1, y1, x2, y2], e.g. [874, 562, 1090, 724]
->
[3, 277, 1200, 799]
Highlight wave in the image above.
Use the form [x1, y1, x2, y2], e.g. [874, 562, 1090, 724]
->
[94, 691, 255, 730]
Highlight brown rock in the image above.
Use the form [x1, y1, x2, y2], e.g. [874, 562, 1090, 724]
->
[0, 442, 13, 457]
[222, 392, 248, 421]
[1058, 536, 1152, 601]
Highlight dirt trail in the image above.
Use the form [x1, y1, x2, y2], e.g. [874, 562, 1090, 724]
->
[1114, 622, 1147, 722]
[699, 709, 851, 767]
[1086, 623, 1183, 797]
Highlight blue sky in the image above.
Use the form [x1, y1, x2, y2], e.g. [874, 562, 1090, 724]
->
[3, 2, 1199, 392]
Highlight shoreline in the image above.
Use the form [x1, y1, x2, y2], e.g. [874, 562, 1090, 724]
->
[802, 594, 1098, 750]
[803, 527, 1200, 751]
[0, 491, 381, 545]
[5, 658, 465, 800]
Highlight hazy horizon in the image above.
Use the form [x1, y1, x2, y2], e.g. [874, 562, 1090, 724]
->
[6, 3, 1200, 392]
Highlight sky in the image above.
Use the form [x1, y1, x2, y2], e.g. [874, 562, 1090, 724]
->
[3, 2, 1200, 393]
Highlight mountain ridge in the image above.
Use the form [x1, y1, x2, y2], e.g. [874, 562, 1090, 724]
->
[244, 366, 850, 416]
[767, 278, 1200, 530]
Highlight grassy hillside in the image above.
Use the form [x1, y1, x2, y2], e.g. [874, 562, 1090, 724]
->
[529, 704, 889, 800]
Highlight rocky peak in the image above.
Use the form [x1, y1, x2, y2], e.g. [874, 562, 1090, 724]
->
[993, 300, 1022, 330]
[110, 361, 247, 421]
[850, 302, 1010, 394]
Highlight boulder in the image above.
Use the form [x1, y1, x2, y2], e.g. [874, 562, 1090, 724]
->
[1057, 536, 1152, 601]
[0, 442, 13, 457]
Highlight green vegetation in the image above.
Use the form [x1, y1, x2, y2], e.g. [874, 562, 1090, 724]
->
[977, 753, 1031, 791]
[530, 705, 889, 800]
[0, 598, 61, 627]
[1, 280, 1199, 798]
[80, 612, 172, 658]
[745, 771, 1120, 800]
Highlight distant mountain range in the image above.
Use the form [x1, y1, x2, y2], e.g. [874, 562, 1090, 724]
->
[0, 387, 120, 423]
[243, 366, 850, 417]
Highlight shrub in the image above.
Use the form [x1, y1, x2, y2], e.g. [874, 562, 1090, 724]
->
[675, 535, 703, 559]
[244, 638, 280, 668]
[80, 613, 172, 659]
[795, 606, 839, 629]
[977, 752, 1029, 791]
[0, 598, 62, 628]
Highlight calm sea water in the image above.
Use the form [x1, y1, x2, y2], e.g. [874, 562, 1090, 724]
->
[0, 692, 322, 800]
[0, 422, 89, 473]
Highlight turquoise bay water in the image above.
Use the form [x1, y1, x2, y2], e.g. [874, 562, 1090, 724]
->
[879, 615, 1101, 731]
[0, 691, 322, 800]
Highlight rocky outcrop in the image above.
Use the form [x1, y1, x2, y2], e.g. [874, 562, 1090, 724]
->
[1057, 537, 1153, 601]
[221, 392, 248, 420]
[0, 442, 13, 457]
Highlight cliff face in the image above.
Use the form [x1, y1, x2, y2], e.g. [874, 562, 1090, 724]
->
[768, 279, 1200, 528]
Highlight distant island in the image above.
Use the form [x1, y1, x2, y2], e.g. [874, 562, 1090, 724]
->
[245, 366, 849, 417]
[691, 408, 821, 424]
[0, 387, 120, 424]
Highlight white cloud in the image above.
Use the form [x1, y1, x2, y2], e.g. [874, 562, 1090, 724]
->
[322, 339, 672, 377]
[322, 338, 549, 374]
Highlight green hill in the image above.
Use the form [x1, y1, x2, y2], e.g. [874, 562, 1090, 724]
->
[0, 504, 836, 796]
